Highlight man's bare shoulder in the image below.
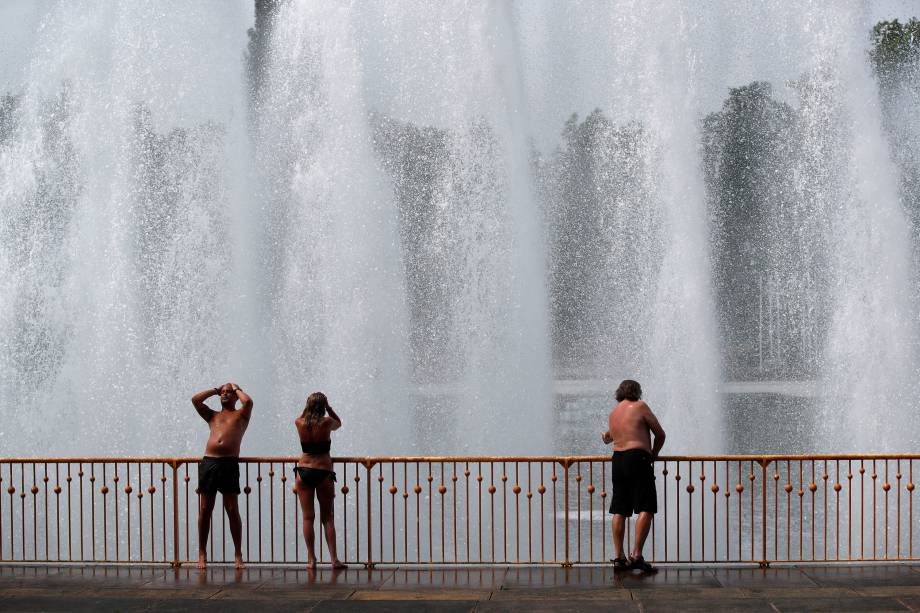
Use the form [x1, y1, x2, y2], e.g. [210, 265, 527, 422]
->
[618, 400, 649, 413]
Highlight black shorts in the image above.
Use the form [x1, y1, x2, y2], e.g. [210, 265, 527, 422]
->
[609, 449, 657, 517]
[293, 467, 337, 488]
[198, 456, 241, 496]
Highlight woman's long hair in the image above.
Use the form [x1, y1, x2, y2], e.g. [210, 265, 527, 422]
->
[301, 392, 329, 429]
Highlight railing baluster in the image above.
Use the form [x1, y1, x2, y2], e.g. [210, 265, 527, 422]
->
[909, 460, 914, 559]
[575, 461, 581, 563]
[676, 460, 682, 560]
[700, 462, 706, 562]
[367, 462, 374, 566]
[501, 461, 508, 563]
[884, 459, 890, 559]
[822, 459, 828, 561]
[403, 463, 409, 562]
[750, 460, 756, 562]
[439, 463, 445, 564]
[562, 460, 568, 565]
[414, 462, 420, 563]
[123, 463, 129, 561]
[847, 459, 852, 561]
[551, 462, 557, 563]
[711, 460, 718, 562]
[43, 463, 49, 561]
[872, 459, 877, 560]
[427, 462, 433, 564]
[171, 462, 179, 567]
[452, 462, 458, 563]
[490, 461, 496, 563]
[281, 464, 287, 563]
[586, 462, 592, 563]
[342, 461, 350, 563]
[724, 461, 729, 562]
[137, 461, 144, 562]
[601, 461, 606, 563]
[688, 460, 693, 562]
[772, 463, 778, 562]
[31, 464, 37, 561]
[160, 464, 166, 563]
[526, 461, 532, 563]
[896, 459, 902, 560]
[380, 463, 386, 563]
[67, 463, 73, 562]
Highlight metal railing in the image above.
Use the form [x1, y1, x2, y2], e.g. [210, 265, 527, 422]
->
[1, 455, 918, 566]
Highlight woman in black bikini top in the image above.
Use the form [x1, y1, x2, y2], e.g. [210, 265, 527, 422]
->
[293, 392, 346, 570]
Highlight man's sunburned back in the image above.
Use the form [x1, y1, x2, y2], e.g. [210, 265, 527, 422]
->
[608, 400, 654, 454]
[205, 410, 250, 457]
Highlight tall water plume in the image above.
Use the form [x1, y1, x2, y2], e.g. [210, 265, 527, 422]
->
[698, 3, 919, 450]
[527, 1, 722, 452]
[361, 2, 553, 453]
[808, 7, 918, 449]
[254, 3, 411, 455]
[0, 2, 253, 454]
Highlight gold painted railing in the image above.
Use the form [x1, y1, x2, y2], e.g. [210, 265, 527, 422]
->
[1, 455, 919, 566]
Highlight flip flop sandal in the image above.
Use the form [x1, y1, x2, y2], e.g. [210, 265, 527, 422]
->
[611, 556, 630, 572]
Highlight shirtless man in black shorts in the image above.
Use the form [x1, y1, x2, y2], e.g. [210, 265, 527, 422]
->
[602, 379, 665, 572]
[191, 383, 253, 569]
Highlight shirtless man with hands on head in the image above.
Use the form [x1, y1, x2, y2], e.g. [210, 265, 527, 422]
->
[191, 382, 253, 569]
[602, 379, 665, 573]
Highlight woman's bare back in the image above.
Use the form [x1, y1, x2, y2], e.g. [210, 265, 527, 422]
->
[296, 416, 335, 470]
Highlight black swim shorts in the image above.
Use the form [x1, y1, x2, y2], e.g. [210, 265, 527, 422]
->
[293, 466, 337, 488]
[198, 456, 241, 496]
[609, 449, 657, 517]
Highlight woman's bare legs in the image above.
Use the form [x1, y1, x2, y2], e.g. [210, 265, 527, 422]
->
[317, 477, 346, 568]
[295, 476, 317, 570]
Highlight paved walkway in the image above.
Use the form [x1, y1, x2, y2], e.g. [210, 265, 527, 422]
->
[4, 564, 920, 611]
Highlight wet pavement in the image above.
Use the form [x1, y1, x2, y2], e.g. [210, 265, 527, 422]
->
[4, 563, 920, 611]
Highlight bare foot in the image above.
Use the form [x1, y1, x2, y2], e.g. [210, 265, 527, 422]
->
[234, 554, 246, 570]
[307, 558, 317, 571]
[331, 560, 347, 569]
[196, 553, 207, 569]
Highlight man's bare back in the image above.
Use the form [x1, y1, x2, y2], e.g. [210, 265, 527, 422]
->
[603, 400, 666, 458]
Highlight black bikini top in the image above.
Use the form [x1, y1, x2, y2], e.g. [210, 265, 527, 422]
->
[301, 439, 331, 454]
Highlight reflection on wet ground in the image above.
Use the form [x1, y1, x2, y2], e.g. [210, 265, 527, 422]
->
[4, 563, 920, 611]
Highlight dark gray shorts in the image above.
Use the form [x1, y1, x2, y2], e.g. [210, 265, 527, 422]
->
[609, 449, 657, 517]
[198, 456, 241, 496]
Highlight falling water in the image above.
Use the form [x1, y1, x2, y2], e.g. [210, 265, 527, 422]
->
[1, 2, 918, 457]
[0, 2, 254, 454]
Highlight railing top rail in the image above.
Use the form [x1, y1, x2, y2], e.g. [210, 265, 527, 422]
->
[1, 453, 919, 463]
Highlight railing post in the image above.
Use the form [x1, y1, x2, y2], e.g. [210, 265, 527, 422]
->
[365, 461, 374, 568]
[760, 459, 770, 568]
[170, 460, 180, 568]
[562, 459, 571, 566]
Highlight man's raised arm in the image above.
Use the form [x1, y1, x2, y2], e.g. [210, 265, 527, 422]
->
[233, 384, 253, 419]
[644, 405, 666, 460]
[191, 388, 218, 422]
